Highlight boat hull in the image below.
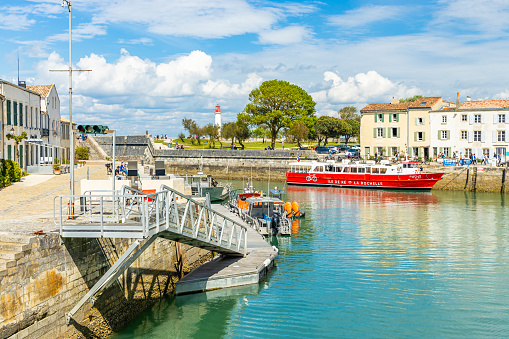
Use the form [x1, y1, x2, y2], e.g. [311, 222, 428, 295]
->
[286, 172, 444, 190]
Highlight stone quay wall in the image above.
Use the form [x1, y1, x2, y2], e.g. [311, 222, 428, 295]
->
[155, 149, 319, 181]
[1, 233, 211, 339]
[431, 165, 509, 193]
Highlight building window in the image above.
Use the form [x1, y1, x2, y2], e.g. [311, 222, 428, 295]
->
[417, 117, 424, 125]
[499, 114, 506, 123]
[377, 147, 384, 155]
[465, 148, 472, 157]
[378, 113, 383, 122]
[413, 147, 419, 157]
[444, 147, 450, 157]
[391, 128, 398, 138]
[442, 115, 447, 123]
[461, 114, 467, 122]
[474, 131, 481, 142]
[392, 113, 397, 122]
[377, 128, 383, 138]
[417, 132, 423, 141]
[498, 131, 506, 142]
[474, 114, 481, 123]
[441, 130, 447, 139]
[461, 131, 467, 140]
[391, 147, 398, 156]
[483, 149, 490, 156]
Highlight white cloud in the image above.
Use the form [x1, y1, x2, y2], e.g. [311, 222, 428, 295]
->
[494, 91, 509, 100]
[312, 70, 421, 104]
[258, 26, 312, 45]
[201, 73, 262, 97]
[0, 13, 35, 30]
[47, 22, 107, 42]
[327, 5, 404, 29]
[117, 38, 153, 46]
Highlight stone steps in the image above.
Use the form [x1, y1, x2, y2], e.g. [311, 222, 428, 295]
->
[0, 258, 16, 269]
[0, 235, 37, 275]
[0, 242, 32, 252]
[0, 234, 37, 244]
[0, 250, 24, 260]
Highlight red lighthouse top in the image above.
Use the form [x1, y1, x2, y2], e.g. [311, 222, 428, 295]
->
[215, 104, 222, 114]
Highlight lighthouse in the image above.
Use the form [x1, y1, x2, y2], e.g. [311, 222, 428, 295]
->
[214, 104, 222, 132]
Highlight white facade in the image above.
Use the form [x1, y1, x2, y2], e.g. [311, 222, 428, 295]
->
[214, 104, 222, 133]
[430, 104, 509, 161]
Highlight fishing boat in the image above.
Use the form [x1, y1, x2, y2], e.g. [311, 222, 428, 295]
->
[228, 182, 304, 236]
[186, 172, 230, 202]
[286, 160, 443, 190]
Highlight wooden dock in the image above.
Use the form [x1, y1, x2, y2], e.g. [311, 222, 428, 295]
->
[175, 204, 278, 295]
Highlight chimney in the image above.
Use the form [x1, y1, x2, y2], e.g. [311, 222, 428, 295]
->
[18, 80, 26, 88]
[466, 96, 471, 101]
[456, 92, 460, 108]
[391, 97, 400, 104]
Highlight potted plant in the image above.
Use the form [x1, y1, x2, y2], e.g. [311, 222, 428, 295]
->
[53, 164, 61, 175]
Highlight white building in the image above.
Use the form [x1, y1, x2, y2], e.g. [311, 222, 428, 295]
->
[214, 104, 222, 133]
[430, 98, 509, 161]
[0, 80, 65, 172]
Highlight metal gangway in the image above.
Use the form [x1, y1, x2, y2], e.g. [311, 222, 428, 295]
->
[54, 184, 248, 321]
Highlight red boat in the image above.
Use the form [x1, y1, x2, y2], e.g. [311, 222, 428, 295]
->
[286, 160, 444, 190]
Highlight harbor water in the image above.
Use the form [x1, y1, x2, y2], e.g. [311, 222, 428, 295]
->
[113, 182, 509, 338]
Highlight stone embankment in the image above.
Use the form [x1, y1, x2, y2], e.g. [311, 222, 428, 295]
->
[0, 163, 212, 339]
[431, 165, 509, 193]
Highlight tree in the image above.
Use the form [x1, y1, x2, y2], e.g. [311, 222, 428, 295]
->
[315, 116, 340, 146]
[221, 122, 237, 145]
[338, 106, 360, 122]
[178, 132, 185, 142]
[6, 132, 27, 164]
[252, 127, 266, 143]
[400, 95, 422, 103]
[182, 118, 204, 145]
[204, 123, 221, 148]
[339, 119, 360, 144]
[244, 79, 317, 148]
[234, 116, 251, 148]
[287, 122, 309, 148]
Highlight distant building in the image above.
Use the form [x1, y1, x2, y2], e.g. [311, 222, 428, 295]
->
[361, 97, 455, 159]
[27, 84, 61, 147]
[215, 104, 222, 133]
[431, 97, 509, 161]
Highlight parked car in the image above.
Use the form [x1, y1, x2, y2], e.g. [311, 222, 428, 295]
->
[346, 148, 360, 157]
[337, 144, 350, 151]
[315, 146, 337, 154]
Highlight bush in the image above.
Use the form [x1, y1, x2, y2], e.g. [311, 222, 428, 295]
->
[0, 160, 21, 187]
[75, 146, 90, 160]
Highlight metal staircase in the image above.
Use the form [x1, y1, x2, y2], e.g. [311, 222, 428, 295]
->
[54, 184, 248, 320]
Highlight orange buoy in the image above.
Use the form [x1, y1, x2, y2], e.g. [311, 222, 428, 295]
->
[291, 201, 301, 217]
[285, 201, 292, 215]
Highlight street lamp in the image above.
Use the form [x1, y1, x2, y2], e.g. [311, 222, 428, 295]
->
[10, 127, 14, 134]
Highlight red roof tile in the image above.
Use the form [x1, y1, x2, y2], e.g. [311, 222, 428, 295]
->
[26, 84, 54, 98]
[361, 97, 442, 111]
[459, 100, 509, 109]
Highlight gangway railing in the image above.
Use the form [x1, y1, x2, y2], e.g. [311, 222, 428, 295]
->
[55, 184, 248, 322]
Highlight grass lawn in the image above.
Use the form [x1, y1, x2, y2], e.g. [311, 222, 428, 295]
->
[154, 138, 358, 150]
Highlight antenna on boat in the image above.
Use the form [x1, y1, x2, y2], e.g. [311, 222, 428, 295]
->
[267, 164, 270, 198]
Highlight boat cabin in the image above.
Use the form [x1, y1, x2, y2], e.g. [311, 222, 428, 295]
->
[244, 197, 284, 219]
[288, 160, 422, 175]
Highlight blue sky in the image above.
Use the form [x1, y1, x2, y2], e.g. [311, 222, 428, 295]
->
[2, 0, 509, 135]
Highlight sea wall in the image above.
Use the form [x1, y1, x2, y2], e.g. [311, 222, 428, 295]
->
[0, 233, 211, 339]
[431, 165, 509, 193]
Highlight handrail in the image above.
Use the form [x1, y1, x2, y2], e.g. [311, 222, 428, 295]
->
[54, 184, 247, 255]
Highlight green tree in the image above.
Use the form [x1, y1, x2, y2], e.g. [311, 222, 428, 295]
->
[287, 122, 309, 148]
[178, 132, 185, 142]
[315, 116, 340, 146]
[204, 123, 221, 148]
[252, 127, 266, 143]
[338, 106, 360, 122]
[182, 118, 204, 145]
[244, 79, 317, 148]
[400, 95, 422, 103]
[221, 122, 237, 145]
[234, 116, 251, 148]
[338, 119, 360, 144]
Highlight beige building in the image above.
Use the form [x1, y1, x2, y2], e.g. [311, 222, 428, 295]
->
[360, 97, 455, 159]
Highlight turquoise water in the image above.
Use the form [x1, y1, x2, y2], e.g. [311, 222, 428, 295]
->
[113, 184, 509, 338]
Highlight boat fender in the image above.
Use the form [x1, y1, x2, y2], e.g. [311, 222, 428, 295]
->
[291, 202, 299, 214]
[263, 259, 271, 267]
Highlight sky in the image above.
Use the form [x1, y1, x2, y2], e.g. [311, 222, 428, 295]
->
[1, 0, 509, 136]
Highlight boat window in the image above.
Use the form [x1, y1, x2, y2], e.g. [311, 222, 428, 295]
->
[344, 167, 350, 173]
[351, 167, 357, 173]
[366, 167, 371, 173]
[403, 164, 407, 168]
[314, 166, 324, 172]
[335, 167, 343, 173]
[372, 167, 379, 174]
[358, 168, 365, 173]
[326, 165, 333, 172]
[380, 168, 387, 174]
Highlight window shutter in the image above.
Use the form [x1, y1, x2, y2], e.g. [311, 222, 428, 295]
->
[468, 131, 473, 143]
[375, 114, 377, 122]
[506, 131, 509, 143]
[397, 147, 400, 153]
[415, 117, 418, 125]
[383, 128, 386, 138]
[506, 114, 509, 125]
[7, 145, 11, 160]
[19, 103, 23, 126]
[396, 113, 399, 122]
[381, 114, 384, 122]
[414, 132, 417, 141]
[19, 145, 23, 168]
[446, 130, 450, 140]
[481, 131, 485, 142]
[373, 128, 377, 138]
[13, 102, 17, 126]
[493, 131, 497, 143]
[439, 147, 443, 153]
[438, 130, 441, 140]
[494, 113, 497, 124]
[389, 114, 392, 122]
[422, 132, 425, 141]
[481, 114, 485, 124]
[469, 114, 473, 125]
[422, 117, 425, 124]
[6, 100, 11, 125]
[397, 127, 400, 138]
